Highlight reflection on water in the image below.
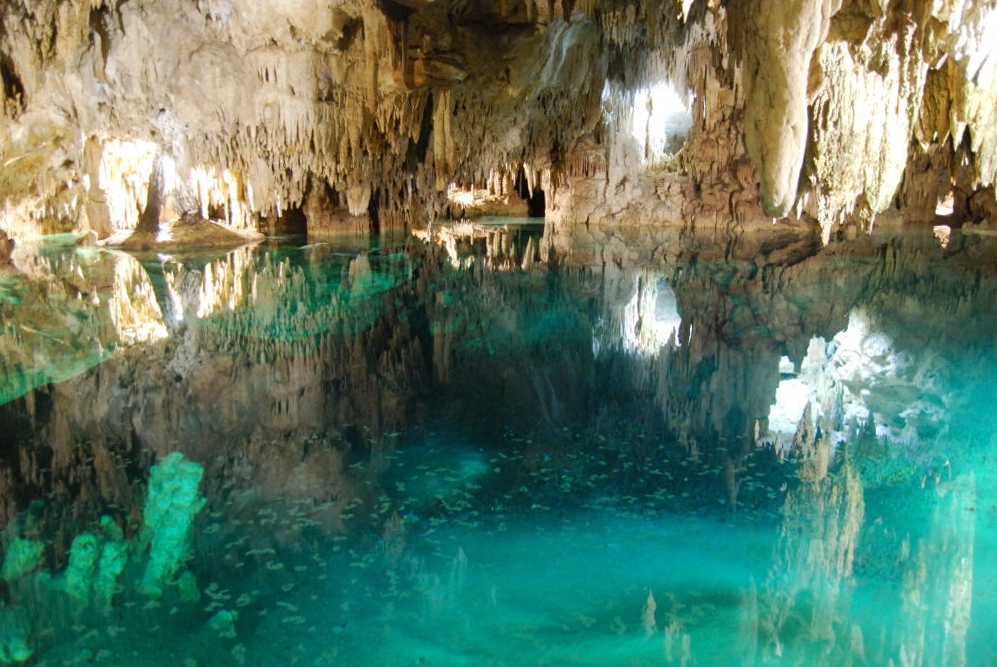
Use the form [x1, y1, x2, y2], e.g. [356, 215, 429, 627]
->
[1, 223, 997, 666]
[0, 235, 167, 405]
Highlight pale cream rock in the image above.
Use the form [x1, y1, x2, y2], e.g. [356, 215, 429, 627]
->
[730, 0, 843, 217]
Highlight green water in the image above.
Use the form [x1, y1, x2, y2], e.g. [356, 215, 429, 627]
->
[1, 226, 996, 666]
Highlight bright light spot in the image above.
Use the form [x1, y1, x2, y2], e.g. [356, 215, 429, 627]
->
[768, 378, 810, 434]
[447, 184, 477, 209]
[186, 166, 249, 228]
[99, 139, 158, 232]
[653, 281, 681, 344]
[102, 139, 158, 174]
[763, 310, 926, 448]
[191, 167, 211, 218]
[411, 222, 528, 270]
[958, 4, 997, 87]
[155, 225, 174, 244]
[160, 154, 177, 193]
[615, 276, 680, 357]
[678, 0, 694, 21]
[167, 280, 184, 322]
[833, 310, 900, 389]
[630, 82, 693, 165]
[935, 191, 954, 216]
[108, 255, 170, 341]
[933, 225, 951, 249]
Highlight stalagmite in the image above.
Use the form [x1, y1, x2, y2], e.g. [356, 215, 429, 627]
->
[135, 151, 170, 234]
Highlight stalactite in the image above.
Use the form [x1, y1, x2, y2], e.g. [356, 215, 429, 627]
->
[0, 0, 996, 243]
[727, 0, 843, 218]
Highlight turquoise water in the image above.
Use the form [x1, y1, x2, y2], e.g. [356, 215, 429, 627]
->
[1, 226, 996, 666]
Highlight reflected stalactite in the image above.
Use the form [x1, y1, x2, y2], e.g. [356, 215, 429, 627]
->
[0, 240, 435, 562]
[894, 475, 975, 667]
[5, 228, 997, 535]
[3, 227, 997, 663]
[758, 432, 865, 662]
[415, 222, 608, 434]
[0, 242, 168, 405]
[412, 220, 544, 271]
[594, 267, 675, 360]
[107, 253, 168, 344]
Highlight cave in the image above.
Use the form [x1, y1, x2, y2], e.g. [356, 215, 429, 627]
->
[0, 1, 995, 665]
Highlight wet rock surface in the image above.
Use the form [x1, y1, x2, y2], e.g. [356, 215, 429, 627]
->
[0, 2, 996, 248]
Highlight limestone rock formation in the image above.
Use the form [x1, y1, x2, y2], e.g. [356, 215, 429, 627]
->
[0, 231, 12, 265]
[729, 0, 843, 218]
[0, 1, 996, 248]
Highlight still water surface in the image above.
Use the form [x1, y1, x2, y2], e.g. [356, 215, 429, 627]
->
[1, 222, 995, 666]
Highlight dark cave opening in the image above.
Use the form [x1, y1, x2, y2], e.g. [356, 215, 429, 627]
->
[514, 166, 546, 218]
[261, 205, 307, 235]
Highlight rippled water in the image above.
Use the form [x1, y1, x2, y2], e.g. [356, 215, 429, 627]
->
[1, 222, 996, 666]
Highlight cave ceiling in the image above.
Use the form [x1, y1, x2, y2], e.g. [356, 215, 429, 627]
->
[0, 0, 995, 246]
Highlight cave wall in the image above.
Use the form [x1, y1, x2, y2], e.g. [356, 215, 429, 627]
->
[550, 1, 997, 244]
[0, 0, 996, 243]
[0, 0, 601, 237]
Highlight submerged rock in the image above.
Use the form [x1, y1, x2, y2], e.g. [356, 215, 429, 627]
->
[0, 538, 44, 582]
[0, 605, 32, 664]
[140, 452, 206, 598]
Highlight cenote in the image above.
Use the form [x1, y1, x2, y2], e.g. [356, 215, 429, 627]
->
[5, 2, 997, 666]
[1, 220, 996, 667]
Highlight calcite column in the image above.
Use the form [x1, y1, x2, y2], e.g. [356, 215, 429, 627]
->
[83, 137, 113, 239]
